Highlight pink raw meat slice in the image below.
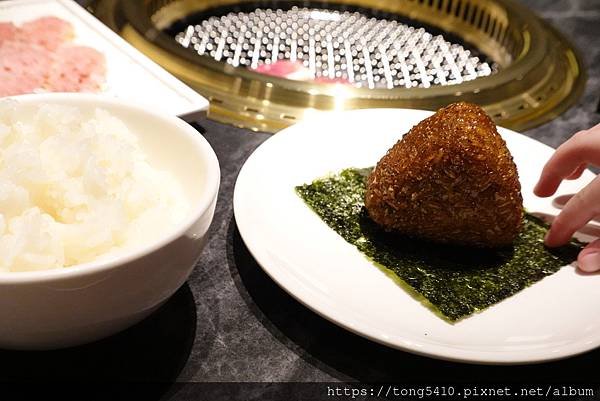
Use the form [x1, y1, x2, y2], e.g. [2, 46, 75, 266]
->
[18, 16, 74, 51]
[253, 60, 349, 83]
[253, 60, 314, 81]
[0, 22, 17, 45]
[314, 75, 350, 84]
[45, 45, 106, 92]
[0, 70, 39, 97]
[0, 41, 53, 96]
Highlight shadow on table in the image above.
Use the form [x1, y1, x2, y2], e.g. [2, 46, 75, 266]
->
[0, 284, 197, 398]
[228, 217, 600, 383]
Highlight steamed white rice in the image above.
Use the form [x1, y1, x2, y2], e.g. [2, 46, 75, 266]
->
[0, 100, 189, 272]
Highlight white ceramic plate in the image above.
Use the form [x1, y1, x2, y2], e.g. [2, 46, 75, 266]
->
[0, 0, 209, 120]
[234, 108, 600, 364]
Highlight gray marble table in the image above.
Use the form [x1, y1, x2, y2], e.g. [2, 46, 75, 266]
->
[2, 0, 599, 398]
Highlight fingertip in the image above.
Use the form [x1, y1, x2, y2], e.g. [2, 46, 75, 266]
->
[543, 231, 558, 247]
[545, 236, 569, 248]
[577, 239, 600, 273]
[578, 251, 600, 273]
[544, 224, 569, 248]
[534, 178, 559, 198]
[535, 188, 556, 198]
[534, 187, 549, 198]
[533, 183, 548, 197]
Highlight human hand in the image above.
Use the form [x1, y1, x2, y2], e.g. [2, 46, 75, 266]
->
[534, 123, 600, 272]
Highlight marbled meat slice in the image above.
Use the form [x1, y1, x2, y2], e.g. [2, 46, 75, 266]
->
[0, 41, 53, 96]
[17, 16, 74, 51]
[45, 45, 106, 92]
[0, 22, 17, 45]
[0, 17, 106, 97]
[0, 71, 39, 97]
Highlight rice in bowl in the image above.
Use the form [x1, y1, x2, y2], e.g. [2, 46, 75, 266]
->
[0, 100, 189, 272]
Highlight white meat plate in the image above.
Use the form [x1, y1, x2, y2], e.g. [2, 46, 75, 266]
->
[0, 0, 209, 120]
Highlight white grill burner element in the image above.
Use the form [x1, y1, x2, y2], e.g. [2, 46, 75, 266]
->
[174, 6, 497, 89]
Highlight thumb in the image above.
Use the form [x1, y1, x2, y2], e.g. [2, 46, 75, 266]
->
[578, 239, 600, 272]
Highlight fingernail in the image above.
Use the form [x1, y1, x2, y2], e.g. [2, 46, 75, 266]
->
[579, 252, 600, 272]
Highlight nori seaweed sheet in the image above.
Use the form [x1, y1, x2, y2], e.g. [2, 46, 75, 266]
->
[295, 168, 581, 321]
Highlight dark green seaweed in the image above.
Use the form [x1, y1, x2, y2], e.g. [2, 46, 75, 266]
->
[295, 168, 581, 321]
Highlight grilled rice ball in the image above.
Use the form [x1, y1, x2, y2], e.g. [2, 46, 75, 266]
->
[365, 102, 523, 247]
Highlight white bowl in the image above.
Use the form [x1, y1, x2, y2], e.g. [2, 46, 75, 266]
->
[0, 93, 220, 350]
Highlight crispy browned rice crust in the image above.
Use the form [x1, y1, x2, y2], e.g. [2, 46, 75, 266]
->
[365, 102, 523, 247]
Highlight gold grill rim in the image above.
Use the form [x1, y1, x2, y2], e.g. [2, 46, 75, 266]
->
[96, 0, 586, 132]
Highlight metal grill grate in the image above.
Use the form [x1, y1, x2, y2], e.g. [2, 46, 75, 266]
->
[173, 6, 497, 89]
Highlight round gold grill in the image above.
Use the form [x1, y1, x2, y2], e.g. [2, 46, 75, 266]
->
[94, 0, 585, 133]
